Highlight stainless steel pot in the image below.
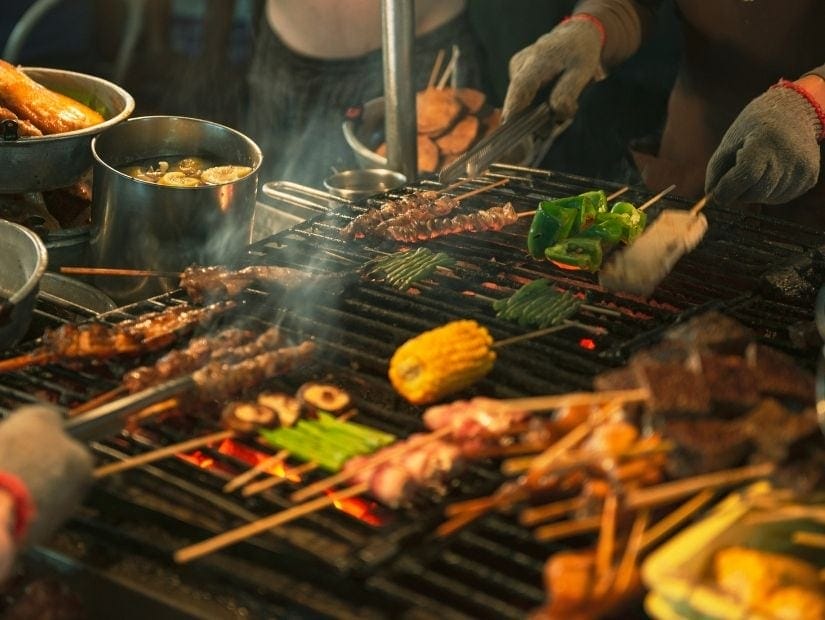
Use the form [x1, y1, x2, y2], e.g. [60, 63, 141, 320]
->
[90, 116, 263, 303]
[0, 67, 135, 193]
[323, 169, 406, 201]
[0, 220, 48, 350]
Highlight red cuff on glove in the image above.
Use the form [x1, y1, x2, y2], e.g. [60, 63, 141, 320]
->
[772, 78, 825, 141]
[561, 13, 607, 48]
[0, 472, 35, 544]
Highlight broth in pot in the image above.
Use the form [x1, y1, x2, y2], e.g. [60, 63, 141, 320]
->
[119, 156, 252, 187]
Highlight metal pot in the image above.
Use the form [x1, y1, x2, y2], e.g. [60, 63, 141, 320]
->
[323, 169, 406, 201]
[0, 67, 135, 193]
[89, 116, 263, 303]
[0, 220, 48, 350]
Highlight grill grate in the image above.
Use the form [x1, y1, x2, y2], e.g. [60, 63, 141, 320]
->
[1, 164, 822, 617]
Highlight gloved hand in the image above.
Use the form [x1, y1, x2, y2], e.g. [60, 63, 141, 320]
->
[705, 83, 823, 206]
[0, 405, 92, 548]
[502, 17, 606, 122]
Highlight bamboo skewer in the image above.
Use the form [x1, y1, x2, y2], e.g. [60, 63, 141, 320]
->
[241, 462, 318, 497]
[436, 44, 459, 90]
[427, 49, 446, 89]
[519, 496, 586, 527]
[594, 492, 619, 595]
[60, 266, 181, 278]
[625, 463, 774, 512]
[494, 387, 649, 414]
[174, 482, 370, 564]
[452, 177, 508, 201]
[69, 385, 128, 416]
[792, 531, 825, 550]
[535, 515, 601, 542]
[614, 509, 649, 593]
[637, 184, 677, 212]
[639, 489, 715, 552]
[290, 426, 452, 503]
[223, 450, 289, 493]
[94, 429, 235, 478]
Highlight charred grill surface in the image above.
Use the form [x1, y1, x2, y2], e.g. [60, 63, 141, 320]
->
[0, 165, 823, 618]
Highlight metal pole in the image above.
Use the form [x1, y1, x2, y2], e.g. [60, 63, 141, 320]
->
[380, 0, 417, 182]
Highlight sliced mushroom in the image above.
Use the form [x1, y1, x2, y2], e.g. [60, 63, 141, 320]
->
[296, 382, 352, 417]
[221, 401, 278, 434]
[257, 392, 302, 428]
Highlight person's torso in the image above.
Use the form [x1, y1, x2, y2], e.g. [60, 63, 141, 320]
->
[265, 0, 467, 60]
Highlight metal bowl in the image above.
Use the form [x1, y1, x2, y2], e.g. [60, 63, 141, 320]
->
[0, 220, 48, 350]
[0, 67, 135, 193]
[90, 115, 263, 303]
[323, 169, 407, 201]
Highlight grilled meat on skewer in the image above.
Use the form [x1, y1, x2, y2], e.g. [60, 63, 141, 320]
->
[373, 194, 460, 235]
[0, 301, 235, 373]
[193, 340, 316, 401]
[180, 265, 323, 303]
[423, 397, 531, 441]
[344, 435, 463, 508]
[341, 190, 456, 240]
[381, 203, 518, 243]
[123, 326, 284, 393]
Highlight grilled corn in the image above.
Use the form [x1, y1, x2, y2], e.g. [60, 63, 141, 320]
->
[389, 320, 496, 405]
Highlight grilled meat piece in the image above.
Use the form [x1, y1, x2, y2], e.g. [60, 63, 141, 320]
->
[631, 353, 712, 417]
[0, 301, 235, 373]
[745, 343, 814, 403]
[422, 397, 530, 441]
[122, 327, 277, 393]
[382, 202, 518, 243]
[179, 265, 320, 303]
[741, 398, 818, 464]
[341, 190, 443, 239]
[695, 352, 760, 415]
[0, 105, 42, 136]
[193, 340, 316, 400]
[373, 194, 459, 236]
[665, 310, 755, 355]
[663, 418, 752, 477]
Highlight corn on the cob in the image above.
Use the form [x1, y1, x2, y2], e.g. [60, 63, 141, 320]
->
[389, 320, 496, 405]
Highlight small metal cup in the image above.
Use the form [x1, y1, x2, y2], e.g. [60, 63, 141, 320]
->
[90, 116, 262, 303]
[323, 169, 406, 201]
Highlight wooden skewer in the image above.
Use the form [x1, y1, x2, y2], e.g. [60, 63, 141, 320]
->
[223, 450, 289, 493]
[69, 385, 128, 416]
[519, 496, 586, 527]
[0, 351, 55, 373]
[436, 506, 489, 538]
[625, 463, 774, 512]
[594, 491, 619, 596]
[427, 48, 446, 89]
[495, 387, 649, 414]
[290, 426, 452, 503]
[174, 482, 370, 564]
[517, 186, 631, 218]
[436, 44, 459, 89]
[241, 461, 318, 497]
[792, 531, 825, 550]
[60, 266, 181, 278]
[637, 183, 677, 212]
[453, 178, 508, 201]
[639, 489, 715, 552]
[93, 429, 235, 478]
[534, 515, 601, 542]
[614, 509, 649, 593]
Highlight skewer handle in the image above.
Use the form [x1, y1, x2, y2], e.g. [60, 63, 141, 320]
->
[637, 184, 677, 212]
[174, 482, 369, 564]
[60, 267, 181, 278]
[497, 387, 649, 413]
[94, 429, 235, 478]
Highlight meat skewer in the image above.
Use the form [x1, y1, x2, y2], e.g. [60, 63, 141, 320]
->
[61, 264, 340, 304]
[380, 202, 519, 243]
[0, 300, 236, 373]
[341, 178, 508, 240]
[599, 196, 708, 297]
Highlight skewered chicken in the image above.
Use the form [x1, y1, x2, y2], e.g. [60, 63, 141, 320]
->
[179, 265, 324, 303]
[0, 59, 104, 134]
[341, 190, 457, 240]
[381, 202, 518, 243]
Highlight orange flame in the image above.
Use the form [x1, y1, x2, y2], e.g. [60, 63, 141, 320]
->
[323, 488, 384, 527]
[579, 337, 597, 350]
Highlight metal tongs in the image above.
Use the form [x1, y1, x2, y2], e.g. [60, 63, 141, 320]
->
[438, 102, 571, 183]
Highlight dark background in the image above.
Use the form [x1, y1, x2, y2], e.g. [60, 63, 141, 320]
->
[1, 0, 681, 184]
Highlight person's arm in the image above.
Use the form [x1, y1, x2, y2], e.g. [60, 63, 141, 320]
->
[502, 0, 663, 121]
[705, 67, 825, 207]
[0, 406, 92, 582]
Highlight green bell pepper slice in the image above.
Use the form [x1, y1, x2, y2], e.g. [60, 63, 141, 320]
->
[527, 201, 578, 258]
[608, 201, 648, 244]
[544, 237, 604, 272]
[580, 214, 624, 246]
[575, 190, 608, 231]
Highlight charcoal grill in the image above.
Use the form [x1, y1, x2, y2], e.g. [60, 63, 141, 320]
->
[0, 164, 823, 619]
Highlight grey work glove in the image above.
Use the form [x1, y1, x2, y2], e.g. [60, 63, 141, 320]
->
[0, 405, 92, 547]
[705, 85, 823, 206]
[502, 18, 606, 122]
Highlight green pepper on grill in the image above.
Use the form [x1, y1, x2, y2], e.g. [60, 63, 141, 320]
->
[608, 201, 648, 244]
[579, 214, 624, 246]
[544, 237, 604, 272]
[527, 200, 579, 258]
[575, 190, 608, 230]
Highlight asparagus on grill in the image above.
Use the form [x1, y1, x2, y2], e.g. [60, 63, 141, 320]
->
[381, 203, 518, 243]
[0, 300, 236, 373]
[123, 326, 283, 393]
